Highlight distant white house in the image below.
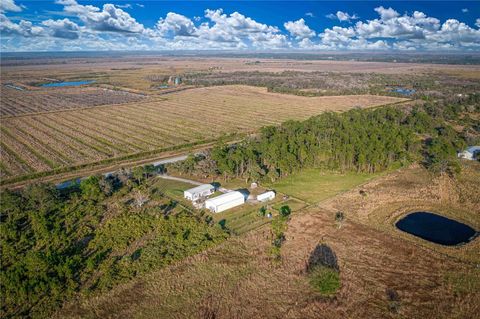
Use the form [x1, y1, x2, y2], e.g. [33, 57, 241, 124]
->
[205, 191, 245, 213]
[458, 146, 480, 161]
[257, 191, 275, 202]
[184, 184, 215, 201]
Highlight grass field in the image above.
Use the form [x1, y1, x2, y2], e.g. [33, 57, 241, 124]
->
[268, 169, 379, 204]
[0, 85, 405, 183]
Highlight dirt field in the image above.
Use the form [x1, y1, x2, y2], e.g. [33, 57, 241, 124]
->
[0, 85, 405, 182]
[0, 86, 146, 117]
[56, 163, 479, 319]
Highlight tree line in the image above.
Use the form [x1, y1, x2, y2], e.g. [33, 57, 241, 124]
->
[173, 96, 479, 181]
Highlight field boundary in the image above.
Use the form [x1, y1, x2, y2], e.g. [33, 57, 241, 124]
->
[0, 138, 221, 189]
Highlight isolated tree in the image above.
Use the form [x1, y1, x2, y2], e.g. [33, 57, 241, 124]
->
[280, 205, 291, 218]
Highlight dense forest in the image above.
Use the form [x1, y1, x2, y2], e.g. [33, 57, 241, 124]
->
[173, 94, 479, 180]
[0, 171, 227, 318]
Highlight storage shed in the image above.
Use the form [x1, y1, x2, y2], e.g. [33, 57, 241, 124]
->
[205, 191, 245, 213]
[184, 184, 215, 201]
[458, 146, 480, 160]
[257, 191, 275, 202]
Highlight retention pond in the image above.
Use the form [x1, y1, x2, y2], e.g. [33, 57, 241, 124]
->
[396, 212, 477, 246]
[41, 80, 95, 87]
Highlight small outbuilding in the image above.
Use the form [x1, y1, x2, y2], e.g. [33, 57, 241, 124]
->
[458, 146, 480, 161]
[257, 191, 275, 202]
[184, 184, 215, 202]
[205, 191, 245, 213]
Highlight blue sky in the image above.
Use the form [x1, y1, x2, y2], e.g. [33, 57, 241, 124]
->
[1, 0, 479, 51]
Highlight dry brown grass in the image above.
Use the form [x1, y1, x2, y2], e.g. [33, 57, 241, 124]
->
[320, 162, 480, 263]
[56, 164, 480, 319]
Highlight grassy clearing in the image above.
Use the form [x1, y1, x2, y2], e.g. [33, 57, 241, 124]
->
[152, 178, 193, 198]
[308, 266, 341, 297]
[268, 169, 379, 204]
[272, 198, 306, 212]
[210, 201, 279, 235]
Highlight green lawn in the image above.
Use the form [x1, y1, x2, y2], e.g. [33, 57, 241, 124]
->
[272, 198, 306, 212]
[308, 265, 341, 297]
[150, 178, 195, 208]
[267, 169, 378, 204]
[210, 200, 279, 235]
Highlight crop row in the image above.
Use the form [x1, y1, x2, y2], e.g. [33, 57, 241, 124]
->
[1, 87, 145, 117]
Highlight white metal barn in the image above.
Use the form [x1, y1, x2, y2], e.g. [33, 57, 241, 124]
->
[257, 191, 275, 202]
[184, 184, 215, 201]
[458, 146, 480, 160]
[205, 191, 245, 213]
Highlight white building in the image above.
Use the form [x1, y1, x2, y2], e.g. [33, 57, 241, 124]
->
[205, 191, 245, 213]
[458, 146, 480, 161]
[257, 191, 275, 202]
[184, 184, 215, 201]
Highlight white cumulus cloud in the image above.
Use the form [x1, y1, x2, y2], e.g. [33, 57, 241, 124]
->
[0, 13, 44, 37]
[57, 0, 145, 33]
[319, 6, 480, 51]
[42, 18, 79, 39]
[284, 18, 315, 39]
[326, 11, 359, 22]
[156, 12, 196, 36]
[0, 0, 23, 12]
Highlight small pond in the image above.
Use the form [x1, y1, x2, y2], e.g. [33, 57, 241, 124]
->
[396, 212, 477, 246]
[56, 178, 82, 190]
[390, 87, 416, 96]
[41, 80, 95, 87]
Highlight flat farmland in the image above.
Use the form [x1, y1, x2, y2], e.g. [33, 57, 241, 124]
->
[0, 85, 406, 182]
[0, 86, 146, 117]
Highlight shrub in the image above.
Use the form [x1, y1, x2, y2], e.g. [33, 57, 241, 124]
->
[306, 244, 340, 296]
[279, 205, 291, 218]
[308, 266, 341, 296]
[335, 211, 345, 223]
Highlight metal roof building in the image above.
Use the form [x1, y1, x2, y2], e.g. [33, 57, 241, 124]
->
[257, 191, 275, 202]
[205, 191, 245, 213]
[184, 184, 215, 201]
[458, 146, 480, 160]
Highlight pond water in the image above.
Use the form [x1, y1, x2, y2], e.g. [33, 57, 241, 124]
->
[41, 80, 95, 87]
[56, 178, 82, 190]
[390, 87, 416, 96]
[396, 212, 477, 246]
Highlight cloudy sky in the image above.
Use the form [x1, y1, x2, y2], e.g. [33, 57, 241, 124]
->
[1, 0, 479, 52]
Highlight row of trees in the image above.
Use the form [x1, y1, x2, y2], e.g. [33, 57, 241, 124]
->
[176, 97, 476, 182]
[210, 107, 417, 182]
